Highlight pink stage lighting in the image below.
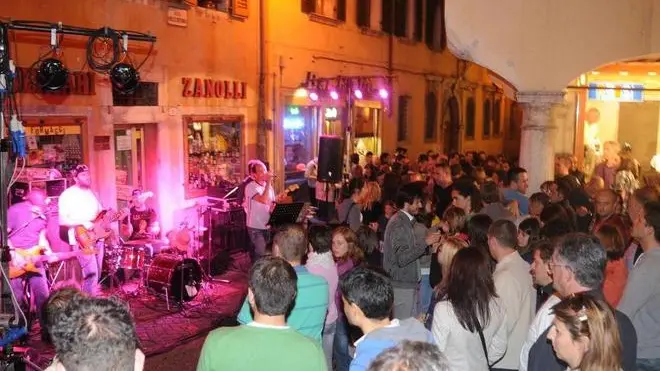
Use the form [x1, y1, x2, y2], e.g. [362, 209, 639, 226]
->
[330, 90, 339, 100]
[309, 92, 319, 101]
[354, 89, 363, 99]
[378, 88, 389, 99]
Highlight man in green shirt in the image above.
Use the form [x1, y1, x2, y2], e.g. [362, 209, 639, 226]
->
[237, 224, 329, 342]
[197, 256, 327, 371]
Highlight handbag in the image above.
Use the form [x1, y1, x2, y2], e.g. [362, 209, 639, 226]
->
[475, 319, 493, 371]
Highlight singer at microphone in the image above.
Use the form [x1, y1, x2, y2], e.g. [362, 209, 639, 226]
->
[243, 159, 276, 262]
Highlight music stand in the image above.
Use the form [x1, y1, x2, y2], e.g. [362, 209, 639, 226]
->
[268, 202, 305, 227]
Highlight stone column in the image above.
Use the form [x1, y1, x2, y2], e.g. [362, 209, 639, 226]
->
[517, 91, 565, 194]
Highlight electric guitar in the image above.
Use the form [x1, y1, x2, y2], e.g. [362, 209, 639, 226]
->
[9, 246, 96, 279]
[74, 208, 129, 252]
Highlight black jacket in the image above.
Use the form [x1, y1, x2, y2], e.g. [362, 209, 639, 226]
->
[527, 290, 638, 371]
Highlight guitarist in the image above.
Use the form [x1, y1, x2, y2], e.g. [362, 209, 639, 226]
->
[7, 189, 51, 324]
[58, 164, 104, 295]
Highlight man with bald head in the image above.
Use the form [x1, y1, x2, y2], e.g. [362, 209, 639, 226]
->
[591, 189, 630, 244]
[7, 189, 52, 324]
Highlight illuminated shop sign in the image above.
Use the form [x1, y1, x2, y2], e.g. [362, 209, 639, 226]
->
[588, 83, 643, 102]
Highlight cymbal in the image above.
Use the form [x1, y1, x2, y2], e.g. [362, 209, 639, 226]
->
[122, 239, 158, 246]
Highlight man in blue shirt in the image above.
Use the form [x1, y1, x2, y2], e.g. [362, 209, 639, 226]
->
[237, 224, 329, 343]
[502, 167, 530, 215]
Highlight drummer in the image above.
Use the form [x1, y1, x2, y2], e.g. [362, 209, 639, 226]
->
[120, 188, 160, 256]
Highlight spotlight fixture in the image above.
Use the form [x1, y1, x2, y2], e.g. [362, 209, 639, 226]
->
[330, 90, 339, 100]
[354, 89, 363, 99]
[110, 62, 140, 94]
[309, 92, 319, 101]
[378, 88, 389, 99]
[294, 87, 308, 98]
[36, 57, 69, 91]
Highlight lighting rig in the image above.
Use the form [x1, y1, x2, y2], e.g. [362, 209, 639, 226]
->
[0, 20, 156, 368]
[292, 74, 393, 172]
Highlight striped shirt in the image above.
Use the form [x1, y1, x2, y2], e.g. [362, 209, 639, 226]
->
[237, 265, 329, 343]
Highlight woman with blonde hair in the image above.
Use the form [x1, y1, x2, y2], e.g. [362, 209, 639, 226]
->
[547, 294, 622, 371]
[356, 181, 383, 230]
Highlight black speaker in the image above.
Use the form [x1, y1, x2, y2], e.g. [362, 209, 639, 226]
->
[318, 135, 343, 183]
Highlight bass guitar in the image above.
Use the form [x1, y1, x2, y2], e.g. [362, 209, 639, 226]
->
[9, 246, 96, 279]
[74, 208, 128, 252]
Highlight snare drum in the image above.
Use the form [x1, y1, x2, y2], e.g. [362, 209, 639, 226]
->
[146, 254, 202, 302]
[119, 246, 146, 270]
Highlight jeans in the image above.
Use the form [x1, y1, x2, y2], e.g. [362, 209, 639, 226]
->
[10, 269, 49, 326]
[393, 286, 419, 319]
[322, 321, 336, 370]
[77, 241, 104, 295]
[419, 274, 432, 316]
[333, 317, 352, 371]
[247, 227, 269, 262]
[638, 358, 660, 371]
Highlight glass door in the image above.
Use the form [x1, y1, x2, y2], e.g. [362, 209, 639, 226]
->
[114, 126, 145, 209]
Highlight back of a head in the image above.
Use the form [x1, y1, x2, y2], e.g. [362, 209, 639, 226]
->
[395, 183, 420, 209]
[49, 296, 138, 371]
[249, 256, 298, 316]
[308, 225, 332, 254]
[273, 224, 307, 262]
[367, 340, 450, 371]
[643, 201, 660, 243]
[556, 233, 607, 290]
[467, 214, 493, 248]
[481, 181, 501, 204]
[340, 267, 393, 320]
[488, 219, 517, 249]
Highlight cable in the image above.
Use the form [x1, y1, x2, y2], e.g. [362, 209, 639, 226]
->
[85, 27, 120, 73]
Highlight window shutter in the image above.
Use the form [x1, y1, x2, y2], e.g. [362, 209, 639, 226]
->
[337, 0, 347, 21]
[393, 0, 407, 37]
[382, 0, 394, 33]
[301, 0, 316, 14]
[414, 0, 423, 41]
[483, 99, 492, 138]
[493, 99, 502, 136]
[424, 0, 436, 48]
[356, 0, 371, 28]
[465, 97, 476, 139]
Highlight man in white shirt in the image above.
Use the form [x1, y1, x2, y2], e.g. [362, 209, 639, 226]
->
[243, 160, 275, 262]
[487, 219, 535, 371]
[305, 157, 318, 206]
[58, 164, 103, 295]
[519, 241, 560, 371]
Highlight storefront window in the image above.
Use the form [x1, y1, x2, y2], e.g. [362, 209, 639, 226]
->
[23, 117, 85, 181]
[353, 105, 381, 159]
[183, 115, 243, 199]
[284, 105, 319, 181]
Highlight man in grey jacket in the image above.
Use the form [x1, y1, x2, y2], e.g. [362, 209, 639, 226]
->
[383, 184, 440, 319]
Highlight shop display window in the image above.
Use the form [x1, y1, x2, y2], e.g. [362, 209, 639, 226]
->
[183, 115, 243, 199]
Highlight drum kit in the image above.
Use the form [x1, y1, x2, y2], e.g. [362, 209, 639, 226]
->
[102, 223, 206, 308]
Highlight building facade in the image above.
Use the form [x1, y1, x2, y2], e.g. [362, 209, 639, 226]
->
[2, 0, 515, 233]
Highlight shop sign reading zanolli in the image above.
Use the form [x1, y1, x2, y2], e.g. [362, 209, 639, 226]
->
[181, 77, 247, 99]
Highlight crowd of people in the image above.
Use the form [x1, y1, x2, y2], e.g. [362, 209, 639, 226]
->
[36, 146, 660, 371]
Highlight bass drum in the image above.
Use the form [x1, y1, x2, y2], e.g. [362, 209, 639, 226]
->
[146, 254, 202, 302]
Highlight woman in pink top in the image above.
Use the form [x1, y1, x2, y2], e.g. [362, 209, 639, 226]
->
[595, 223, 629, 307]
[306, 225, 339, 370]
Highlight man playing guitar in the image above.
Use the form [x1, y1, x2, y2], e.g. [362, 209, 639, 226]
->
[7, 189, 51, 325]
[58, 164, 105, 295]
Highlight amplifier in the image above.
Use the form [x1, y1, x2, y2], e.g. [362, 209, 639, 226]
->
[210, 206, 246, 227]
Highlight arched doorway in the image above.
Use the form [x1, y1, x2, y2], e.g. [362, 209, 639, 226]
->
[442, 95, 460, 153]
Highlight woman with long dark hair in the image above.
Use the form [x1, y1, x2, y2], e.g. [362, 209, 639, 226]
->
[431, 247, 507, 370]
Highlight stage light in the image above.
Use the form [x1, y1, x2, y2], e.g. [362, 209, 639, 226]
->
[330, 90, 339, 100]
[309, 92, 319, 101]
[294, 87, 308, 98]
[110, 62, 140, 94]
[354, 89, 363, 99]
[36, 58, 69, 91]
[378, 88, 389, 99]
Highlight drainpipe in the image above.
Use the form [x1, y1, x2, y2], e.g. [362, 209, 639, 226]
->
[257, 0, 267, 161]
